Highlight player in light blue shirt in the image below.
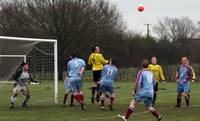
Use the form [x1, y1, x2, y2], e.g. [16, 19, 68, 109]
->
[99, 58, 118, 111]
[175, 57, 193, 108]
[118, 59, 162, 121]
[66, 52, 86, 110]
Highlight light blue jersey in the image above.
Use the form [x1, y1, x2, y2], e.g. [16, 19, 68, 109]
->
[67, 58, 86, 77]
[100, 65, 118, 87]
[136, 69, 156, 92]
[134, 69, 156, 107]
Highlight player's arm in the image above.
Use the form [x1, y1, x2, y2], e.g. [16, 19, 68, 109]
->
[186, 67, 193, 82]
[88, 54, 93, 65]
[176, 68, 180, 83]
[159, 66, 165, 81]
[191, 67, 196, 81]
[80, 60, 86, 76]
[133, 71, 142, 95]
[114, 69, 119, 81]
[98, 54, 108, 64]
[29, 73, 40, 84]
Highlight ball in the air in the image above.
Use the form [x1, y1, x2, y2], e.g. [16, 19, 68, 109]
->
[138, 5, 144, 12]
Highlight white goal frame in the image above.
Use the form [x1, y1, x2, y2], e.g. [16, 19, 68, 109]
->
[0, 36, 58, 103]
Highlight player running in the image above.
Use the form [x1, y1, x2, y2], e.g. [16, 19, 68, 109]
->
[67, 52, 86, 110]
[175, 57, 193, 108]
[118, 59, 162, 121]
[149, 57, 165, 106]
[9, 63, 39, 109]
[99, 58, 118, 111]
[88, 46, 108, 103]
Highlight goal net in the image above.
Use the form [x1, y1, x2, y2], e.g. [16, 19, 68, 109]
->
[0, 36, 58, 105]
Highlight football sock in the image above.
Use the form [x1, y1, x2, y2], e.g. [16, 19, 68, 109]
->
[10, 95, 17, 104]
[63, 94, 68, 104]
[150, 110, 160, 118]
[153, 92, 157, 106]
[110, 97, 114, 106]
[70, 95, 74, 105]
[75, 95, 83, 105]
[185, 95, 190, 107]
[23, 95, 30, 105]
[176, 94, 182, 106]
[125, 107, 134, 119]
[92, 87, 96, 98]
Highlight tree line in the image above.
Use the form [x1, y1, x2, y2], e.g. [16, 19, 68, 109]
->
[0, 0, 200, 80]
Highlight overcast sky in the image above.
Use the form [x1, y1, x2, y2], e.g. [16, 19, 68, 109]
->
[109, 0, 200, 35]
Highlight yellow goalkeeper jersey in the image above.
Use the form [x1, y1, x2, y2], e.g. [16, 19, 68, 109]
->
[88, 53, 108, 71]
[148, 64, 165, 83]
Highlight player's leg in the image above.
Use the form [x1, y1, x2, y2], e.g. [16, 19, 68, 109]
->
[91, 71, 97, 103]
[22, 84, 30, 108]
[153, 82, 158, 106]
[183, 84, 190, 108]
[9, 84, 19, 109]
[118, 100, 139, 121]
[175, 85, 182, 108]
[94, 70, 102, 103]
[70, 94, 75, 106]
[63, 79, 71, 106]
[145, 97, 162, 121]
[99, 85, 106, 110]
[72, 79, 86, 110]
[109, 86, 115, 111]
[146, 106, 162, 121]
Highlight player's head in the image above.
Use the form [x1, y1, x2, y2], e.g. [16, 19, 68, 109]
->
[151, 56, 157, 65]
[21, 62, 29, 71]
[70, 51, 77, 58]
[109, 58, 116, 65]
[181, 56, 188, 65]
[142, 59, 149, 69]
[91, 45, 100, 53]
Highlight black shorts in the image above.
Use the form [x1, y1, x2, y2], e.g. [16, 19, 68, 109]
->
[154, 82, 159, 92]
[93, 70, 102, 82]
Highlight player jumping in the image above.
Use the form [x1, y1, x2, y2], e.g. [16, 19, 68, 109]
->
[99, 58, 118, 111]
[149, 57, 165, 106]
[88, 46, 108, 103]
[67, 51, 86, 110]
[9, 63, 39, 109]
[118, 59, 162, 121]
[175, 57, 193, 108]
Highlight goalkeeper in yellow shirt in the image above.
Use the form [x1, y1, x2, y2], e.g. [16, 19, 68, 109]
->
[149, 57, 165, 106]
[88, 46, 108, 103]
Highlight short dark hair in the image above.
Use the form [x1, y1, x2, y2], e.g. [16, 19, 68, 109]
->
[21, 62, 28, 67]
[142, 59, 149, 68]
[70, 51, 77, 58]
[111, 58, 116, 65]
[91, 45, 97, 52]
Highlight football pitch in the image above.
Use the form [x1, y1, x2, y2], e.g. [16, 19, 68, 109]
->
[0, 81, 200, 121]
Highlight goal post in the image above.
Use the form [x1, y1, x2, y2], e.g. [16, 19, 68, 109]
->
[0, 36, 58, 103]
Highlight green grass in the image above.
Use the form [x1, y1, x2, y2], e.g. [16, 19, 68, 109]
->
[0, 81, 200, 121]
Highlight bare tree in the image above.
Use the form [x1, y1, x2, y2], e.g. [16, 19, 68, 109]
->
[154, 16, 199, 42]
[0, 0, 125, 79]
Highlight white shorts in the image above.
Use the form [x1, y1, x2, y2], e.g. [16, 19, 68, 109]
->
[13, 84, 28, 93]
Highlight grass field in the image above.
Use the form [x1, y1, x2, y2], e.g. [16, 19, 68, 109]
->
[0, 81, 200, 121]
